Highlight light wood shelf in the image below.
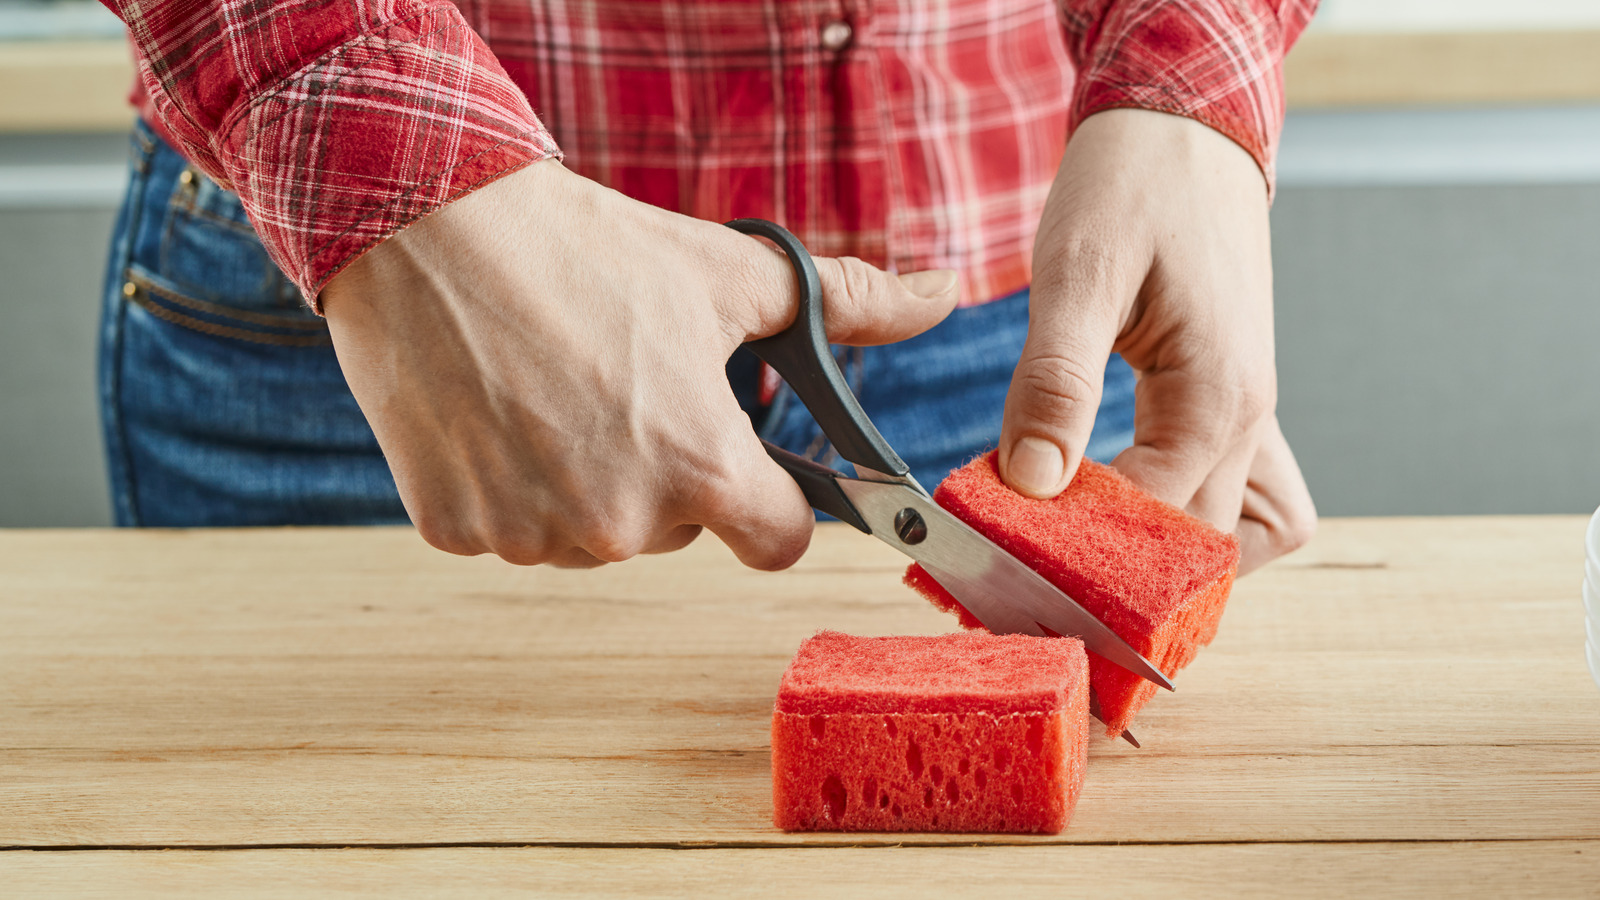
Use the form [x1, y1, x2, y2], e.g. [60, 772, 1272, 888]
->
[0, 39, 132, 132]
[1286, 29, 1600, 108]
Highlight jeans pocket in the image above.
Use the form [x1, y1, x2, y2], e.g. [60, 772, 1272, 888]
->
[121, 263, 332, 347]
[157, 166, 309, 316]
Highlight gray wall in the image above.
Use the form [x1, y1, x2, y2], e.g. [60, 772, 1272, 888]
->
[0, 146, 117, 526]
[3, 109, 1600, 525]
[1273, 106, 1600, 516]
[0, 206, 114, 526]
[1273, 183, 1600, 515]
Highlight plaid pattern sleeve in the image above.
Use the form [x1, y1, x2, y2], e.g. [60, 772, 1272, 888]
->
[1059, 0, 1319, 192]
[114, 0, 1313, 312]
[106, 0, 561, 304]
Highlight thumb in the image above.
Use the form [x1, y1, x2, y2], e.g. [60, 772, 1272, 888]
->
[998, 300, 1122, 499]
[812, 258, 960, 345]
[734, 237, 960, 345]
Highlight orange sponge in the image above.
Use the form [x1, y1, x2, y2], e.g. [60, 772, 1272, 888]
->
[771, 631, 1089, 833]
[903, 451, 1239, 737]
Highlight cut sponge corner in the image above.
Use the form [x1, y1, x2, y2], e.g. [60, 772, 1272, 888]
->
[771, 630, 1089, 834]
[903, 451, 1240, 738]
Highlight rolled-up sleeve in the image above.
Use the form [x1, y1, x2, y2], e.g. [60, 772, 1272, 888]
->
[1057, 0, 1318, 194]
[104, 0, 562, 306]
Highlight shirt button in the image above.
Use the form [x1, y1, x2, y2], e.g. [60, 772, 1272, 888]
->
[821, 20, 853, 51]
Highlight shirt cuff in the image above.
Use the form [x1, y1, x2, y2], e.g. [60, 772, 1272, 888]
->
[148, 4, 561, 309]
[1064, 0, 1314, 197]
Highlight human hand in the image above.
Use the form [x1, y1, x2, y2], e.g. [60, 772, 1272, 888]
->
[999, 108, 1315, 574]
[322, 160, 958, 568]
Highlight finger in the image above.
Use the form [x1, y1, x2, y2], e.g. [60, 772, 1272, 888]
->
[730, 237, 960, 346]
[643, 523, 703, 555]
[686, 426, 816, 571]
[547, 548, 608, 569]
[997, 251, 1132, 498]
[813, 259, 960, 346]
[1233, 417, 1317, 575]
[548, 524, 700, 566]
[1181, 425, 1260, 534]
[1111, 365, 1272, 511]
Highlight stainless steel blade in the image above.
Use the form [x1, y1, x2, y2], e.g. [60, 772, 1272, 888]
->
[1090, 690, 1141, 747]
[838, 477, 1175, 692]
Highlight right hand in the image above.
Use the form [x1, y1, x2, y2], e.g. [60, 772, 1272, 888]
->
[321, 159, 959, 569]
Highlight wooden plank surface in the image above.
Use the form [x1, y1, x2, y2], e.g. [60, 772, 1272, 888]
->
[2, 518, 1598, 852]
[6, 842, 1599, 899]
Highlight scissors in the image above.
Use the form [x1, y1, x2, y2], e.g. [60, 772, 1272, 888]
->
[727, 218, 1172, 746]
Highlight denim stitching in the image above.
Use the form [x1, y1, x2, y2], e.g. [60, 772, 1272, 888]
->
[125, 268, 326, 331]
[125, 280, 334, 347]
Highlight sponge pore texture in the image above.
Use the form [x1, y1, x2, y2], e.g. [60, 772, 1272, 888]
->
[772, 630, 1088, 834]
[903, 451, 1240, 737]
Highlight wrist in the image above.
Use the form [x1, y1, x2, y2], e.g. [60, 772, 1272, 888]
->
[323, 158, 570, 320]
[1072, 108, 1268, 198]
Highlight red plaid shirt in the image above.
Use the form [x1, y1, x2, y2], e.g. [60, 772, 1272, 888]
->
[106, 0, 1315, 310]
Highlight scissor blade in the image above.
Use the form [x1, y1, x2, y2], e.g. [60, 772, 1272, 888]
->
[1090, 689, 1141, 747]
[838, 478, 1174, 692]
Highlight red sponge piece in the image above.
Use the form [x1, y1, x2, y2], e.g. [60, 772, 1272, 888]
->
[771, 630, 1089, 833]
[903, 451, 1240, 737]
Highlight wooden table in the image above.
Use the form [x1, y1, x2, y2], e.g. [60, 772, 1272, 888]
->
[3, 518, 1598, 896]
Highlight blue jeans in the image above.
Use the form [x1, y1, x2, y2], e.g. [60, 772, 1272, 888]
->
[101, 120, 1135, 526]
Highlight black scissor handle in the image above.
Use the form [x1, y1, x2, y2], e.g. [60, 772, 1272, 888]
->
[725, 218, 909, 480]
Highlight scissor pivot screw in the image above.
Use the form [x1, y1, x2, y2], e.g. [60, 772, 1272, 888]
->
[893, 508, 927, 545]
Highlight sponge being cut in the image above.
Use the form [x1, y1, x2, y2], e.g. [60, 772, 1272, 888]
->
[771, 631, 1089, 833]
[903, 451, 1240, 737]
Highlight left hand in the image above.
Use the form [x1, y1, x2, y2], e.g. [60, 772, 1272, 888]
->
[998, 108, 1316, 574]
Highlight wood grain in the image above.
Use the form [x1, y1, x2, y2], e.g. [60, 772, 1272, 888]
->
[5, 842, 1600, 899]
[2, 518, 1598, 853]
[1285, 30, 1600, 108]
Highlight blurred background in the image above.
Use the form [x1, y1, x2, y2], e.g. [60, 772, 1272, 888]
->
[1, 0, 1599, 526]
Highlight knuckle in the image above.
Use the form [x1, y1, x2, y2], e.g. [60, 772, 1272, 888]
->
[743, 530, 810, 572]
[649, 524, 703, 554]
[549, 549, 608, 569]
[1281, 507, 1318, 554]
[721, 242, 794, 339]
[676, 433, 749, 520]
[686, 484, 738, 530]
[820, 257, 877, 328]
[476, 512, 559, 566]
[1236, 376, 1276, 427]
[561, 502, 651, 564]
[580, 528, 647, 564]
[1036, 230, 1129, 316]
[1016, 352, 1101, 417]
[414, 515, 480, 558]
[837, 256, 879, 303]
[488, 531, 556, 567]
[1186, 370, 1275, 453]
